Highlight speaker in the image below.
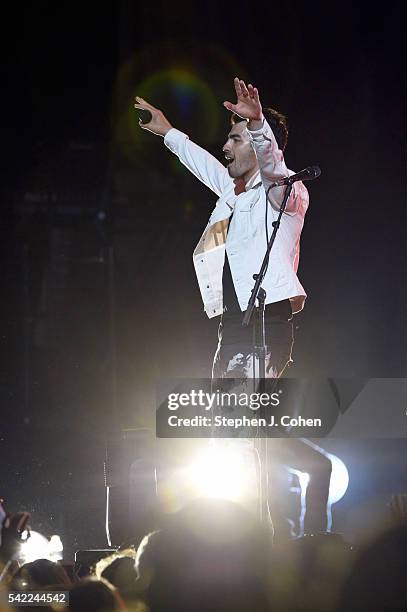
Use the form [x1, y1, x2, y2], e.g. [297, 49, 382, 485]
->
[104, 428, 158, 548]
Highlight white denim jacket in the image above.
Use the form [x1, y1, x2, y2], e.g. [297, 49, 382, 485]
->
[164, 119, 309, 319]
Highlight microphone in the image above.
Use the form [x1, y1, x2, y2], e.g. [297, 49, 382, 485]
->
[271, 165, 321, 187]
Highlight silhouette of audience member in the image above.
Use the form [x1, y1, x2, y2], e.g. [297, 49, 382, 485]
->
[269, 533, 352, 611]
[94, 548, 143, 610]
[337, 521, 407, 611]
[7, 559, 71, 612]
[135, 498, 273, 611]
[11, 558, 71, 590]
[69, 577, 124, 611]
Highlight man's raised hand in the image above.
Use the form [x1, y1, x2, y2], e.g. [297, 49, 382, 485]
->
[223, 78, 263, 126]
[134, 96, 173, 137]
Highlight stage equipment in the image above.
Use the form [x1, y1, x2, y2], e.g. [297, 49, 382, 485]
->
[242, 166, 321, 524]
[104, 428, 157, 548]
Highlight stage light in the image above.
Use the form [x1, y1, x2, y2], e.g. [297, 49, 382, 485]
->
[186, 440, 257, 504]
[328, 453, 349, 505]
[18, 531, 63, 564]
[299, 440, 349, 506]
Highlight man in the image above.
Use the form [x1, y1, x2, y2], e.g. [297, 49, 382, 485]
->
[134, 79, 333, 537]
[134, 78, 308, 381]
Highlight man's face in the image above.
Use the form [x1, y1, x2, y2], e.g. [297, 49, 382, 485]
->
[222, 121, 259, 183]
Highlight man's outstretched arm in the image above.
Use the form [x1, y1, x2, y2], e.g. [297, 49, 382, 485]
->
[224, 78, 307, 214]
[134, 96, 231, 197]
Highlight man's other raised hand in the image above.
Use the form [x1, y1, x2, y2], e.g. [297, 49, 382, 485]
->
[223, 78, 263, 130]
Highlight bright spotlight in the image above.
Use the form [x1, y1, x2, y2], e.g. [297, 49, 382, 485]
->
[186, 440, 257, 504]
[18, 531, 63, 564]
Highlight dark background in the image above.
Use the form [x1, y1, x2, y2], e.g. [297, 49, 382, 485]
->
[1, 1, 406, 557]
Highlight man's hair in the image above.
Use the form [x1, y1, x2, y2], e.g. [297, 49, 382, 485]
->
[231, 107, 289, 151]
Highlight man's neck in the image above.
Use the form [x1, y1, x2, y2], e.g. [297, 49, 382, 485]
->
[234, 169, 260, 195]
[242, 167, 258, 185]
[245, 168, 261, 189]
[234, 178, 246, 195]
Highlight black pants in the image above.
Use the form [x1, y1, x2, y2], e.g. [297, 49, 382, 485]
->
[211, 301, 332, 536]
[212, 300, 294, 380]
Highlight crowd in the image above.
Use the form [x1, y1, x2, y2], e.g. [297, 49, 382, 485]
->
[1, 495, 407, 611]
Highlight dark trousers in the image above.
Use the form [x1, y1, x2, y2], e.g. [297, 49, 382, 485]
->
[212, 300, 294, 380]
[211, 301, 332, 536]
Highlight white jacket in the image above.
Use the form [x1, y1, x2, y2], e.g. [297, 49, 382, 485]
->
[164, 119, 309, 319]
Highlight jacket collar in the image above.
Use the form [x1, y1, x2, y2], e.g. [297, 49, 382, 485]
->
[245, 170, 262, 190]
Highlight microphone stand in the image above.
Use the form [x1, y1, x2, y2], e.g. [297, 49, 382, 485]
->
[242, 180, 294, 525]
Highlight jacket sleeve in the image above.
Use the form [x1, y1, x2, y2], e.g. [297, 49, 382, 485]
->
[248, 119, 309, 215]
[164, 128, 232, 197]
